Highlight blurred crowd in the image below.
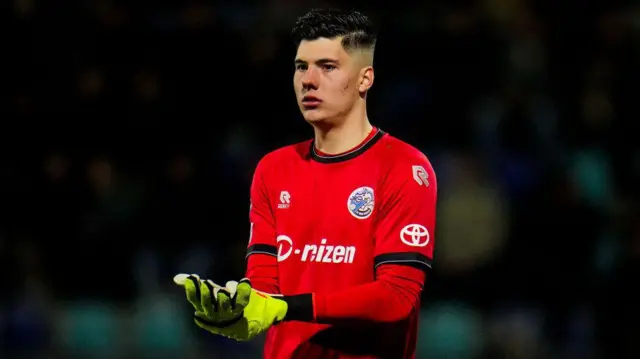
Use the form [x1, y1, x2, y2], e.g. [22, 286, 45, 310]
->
[3, 0, 640, 358]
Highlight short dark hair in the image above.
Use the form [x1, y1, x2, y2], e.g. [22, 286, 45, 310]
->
[291, 8, 377, 52]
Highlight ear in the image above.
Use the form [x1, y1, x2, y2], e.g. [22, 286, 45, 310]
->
[358, 66, 374, 93]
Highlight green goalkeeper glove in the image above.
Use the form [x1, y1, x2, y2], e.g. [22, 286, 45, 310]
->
[173, 274, 247, 328]
[173, 274, 289, 341]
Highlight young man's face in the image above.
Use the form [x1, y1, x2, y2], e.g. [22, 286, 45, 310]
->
[293, 37, 372, 124]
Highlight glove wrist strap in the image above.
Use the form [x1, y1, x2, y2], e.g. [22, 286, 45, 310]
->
[282, 294, 314, 322]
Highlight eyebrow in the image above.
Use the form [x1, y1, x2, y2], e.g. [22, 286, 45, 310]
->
[294, 58, 340, 66]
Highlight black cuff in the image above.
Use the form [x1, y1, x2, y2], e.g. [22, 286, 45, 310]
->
[281, 294, 314, 322]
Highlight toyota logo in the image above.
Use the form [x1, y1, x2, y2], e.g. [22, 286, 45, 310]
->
[400, 224, 429, 247]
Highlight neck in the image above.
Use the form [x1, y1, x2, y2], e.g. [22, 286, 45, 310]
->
[313, 105, 373, 155]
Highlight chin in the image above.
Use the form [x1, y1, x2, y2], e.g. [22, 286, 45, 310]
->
[302, 109, 329, 123]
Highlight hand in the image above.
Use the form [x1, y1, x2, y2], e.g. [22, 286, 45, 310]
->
[173, 274, 247, 330]
[174, 275, 288, 341]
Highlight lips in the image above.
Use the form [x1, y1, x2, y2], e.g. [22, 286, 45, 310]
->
[302, 95, 321, 107]
[303, 95, 321, 102]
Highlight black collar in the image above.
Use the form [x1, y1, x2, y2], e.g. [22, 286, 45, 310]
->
[310, 129, 385, 164]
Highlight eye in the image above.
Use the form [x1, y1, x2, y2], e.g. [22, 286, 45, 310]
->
[295, 63, 307, 71]
[322, 64, 336, 71]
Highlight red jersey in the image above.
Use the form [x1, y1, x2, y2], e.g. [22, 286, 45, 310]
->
[245, 128, 437, 359]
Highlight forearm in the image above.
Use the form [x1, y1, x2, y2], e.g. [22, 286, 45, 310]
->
[283, 265, 425, 324]
[245, 254, 280, 294]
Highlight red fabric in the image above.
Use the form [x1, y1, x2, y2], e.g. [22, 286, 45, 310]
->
[243, 130, 437, 359]
[314, 264, 425, 323]
[246, 253, 279, 294]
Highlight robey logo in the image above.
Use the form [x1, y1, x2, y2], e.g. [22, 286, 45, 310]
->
[278, 191, 291, 209]
[277, 235, 356, 263]
[412, 165, 429, 187]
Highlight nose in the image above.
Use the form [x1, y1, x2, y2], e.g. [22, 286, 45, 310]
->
[301, 67, 319, 90]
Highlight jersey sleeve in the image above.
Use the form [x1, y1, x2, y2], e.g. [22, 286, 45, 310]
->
[246, 158, 277, 257]
[373, 155, 437, 271]
[244, 158, 280, 293]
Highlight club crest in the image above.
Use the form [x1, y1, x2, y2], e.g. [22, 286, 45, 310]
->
[347, 186, 375, 219]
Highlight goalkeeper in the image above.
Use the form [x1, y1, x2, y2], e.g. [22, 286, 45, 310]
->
[176, 7, 437, 359]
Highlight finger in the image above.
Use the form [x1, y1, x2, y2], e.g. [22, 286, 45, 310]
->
[184, 274, 202, 311]
[193, 311, 240, 341]
[224, 281, 239, 309]
[173, 273, 189, 286]
[216, 285, 233, 314]
[194, 311, 243, 329]
[225, 281, 238, 297]
[235, 279, 252, 308]
[200, 279, 220, 316]
[193, 311, 216, 332]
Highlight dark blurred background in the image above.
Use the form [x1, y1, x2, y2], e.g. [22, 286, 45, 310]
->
[2, 0, 639, 358]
